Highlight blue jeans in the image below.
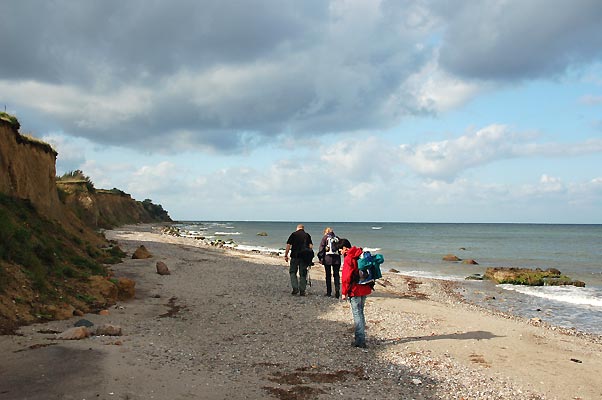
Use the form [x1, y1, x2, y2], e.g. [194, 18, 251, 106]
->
[289, 257, 309, 292]
[349, 296, 367, 346]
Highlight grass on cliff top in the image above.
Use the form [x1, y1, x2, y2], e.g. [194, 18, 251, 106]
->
[0, 111, 20, 129]
[0, 193, 120, 295]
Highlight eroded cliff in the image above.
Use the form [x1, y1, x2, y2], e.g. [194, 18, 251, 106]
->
[0, 114, 171, 333]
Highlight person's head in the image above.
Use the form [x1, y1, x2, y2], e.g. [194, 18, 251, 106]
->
[323, 227, 333, 235]
[296, 224, 305, 231]
[338, 238, 351, 255]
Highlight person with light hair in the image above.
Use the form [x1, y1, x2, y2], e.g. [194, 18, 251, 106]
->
[317, 227, 341, 298]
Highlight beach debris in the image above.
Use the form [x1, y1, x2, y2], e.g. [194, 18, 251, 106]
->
[95, 324, 122, 336]
[74, 318, 94, 328]
[442, 254, 461, 262]
[570, 358, 583, 363]
[132, 245, 152, 259]
[56, 326, 91, 340]
[484, 267, 586, 287]
[156, 261, 171, 275]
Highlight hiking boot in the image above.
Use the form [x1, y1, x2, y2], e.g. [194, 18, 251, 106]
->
[354, 342, 367, 348]
[299, 291, 306, 296]
[324, 293, 331, 297]
[291, 289, 299, 295]
[335, 292, 340, 298]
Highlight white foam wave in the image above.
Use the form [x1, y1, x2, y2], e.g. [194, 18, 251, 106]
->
[499, 284, 602, 308]
[224, 244, 284, 254]
[215, 231, 241, 235]
[387, 269, 466, 282]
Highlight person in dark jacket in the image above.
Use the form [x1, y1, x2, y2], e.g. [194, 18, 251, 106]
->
[340, 238, 372, 348]
[284, 224, 313, 296]
[318, 227, 341, 298]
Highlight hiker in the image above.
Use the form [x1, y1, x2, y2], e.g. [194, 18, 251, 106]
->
[317, 227, 341, 298]
[340, 238, 371, 348]
[284, 224, 313, 296]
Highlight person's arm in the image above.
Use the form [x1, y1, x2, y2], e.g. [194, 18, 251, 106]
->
[284, 243, 291, 262]
[341, 258, 352, 299]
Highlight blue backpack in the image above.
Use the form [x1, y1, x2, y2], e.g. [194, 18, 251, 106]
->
[357, 251, 384, 285]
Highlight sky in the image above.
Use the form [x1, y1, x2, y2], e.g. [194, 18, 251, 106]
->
[1, 0, 602, 223]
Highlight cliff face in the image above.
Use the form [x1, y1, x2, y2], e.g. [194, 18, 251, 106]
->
[0, 115, 171, 334]
[0, 120, 62, 220]
[57, 183, 172, 229]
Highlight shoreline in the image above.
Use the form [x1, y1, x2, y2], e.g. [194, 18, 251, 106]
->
[1, 223, 601, 399]
[167, 223, 602, 337]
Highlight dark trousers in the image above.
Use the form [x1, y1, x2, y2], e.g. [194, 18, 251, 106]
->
[324, 264, 340, 296]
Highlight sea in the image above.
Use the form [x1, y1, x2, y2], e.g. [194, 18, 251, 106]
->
[172, 221, 602, 335]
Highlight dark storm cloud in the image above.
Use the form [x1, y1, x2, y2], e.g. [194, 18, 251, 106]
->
[2, 0, 601, 153]
[0, 0, 324, 83]
[438, 0, 602, 80]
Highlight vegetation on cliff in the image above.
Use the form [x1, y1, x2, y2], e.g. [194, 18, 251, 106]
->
[0, 117, 172, 334]
[57, 170, 171, 229]
[0, 193, 126, 334]
[0, 111, 20, 130]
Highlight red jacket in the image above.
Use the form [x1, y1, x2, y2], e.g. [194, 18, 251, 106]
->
[341, 246, 372, 298]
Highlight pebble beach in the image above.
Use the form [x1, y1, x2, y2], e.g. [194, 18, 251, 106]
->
[1, 224, 601, 400]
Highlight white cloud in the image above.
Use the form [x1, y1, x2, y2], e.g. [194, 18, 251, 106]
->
[404, 56, 484, 113]
[398, 125, 602, 180]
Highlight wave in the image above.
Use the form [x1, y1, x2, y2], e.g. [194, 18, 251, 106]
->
[224, 243, 284, 254]
[499, 284, 602, 308]
[215, 231, 241, 235]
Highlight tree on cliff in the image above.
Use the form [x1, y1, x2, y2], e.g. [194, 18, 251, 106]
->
[58, 170, 96, 193]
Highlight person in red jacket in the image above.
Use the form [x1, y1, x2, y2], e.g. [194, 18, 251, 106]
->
[339, 238, 372, 348]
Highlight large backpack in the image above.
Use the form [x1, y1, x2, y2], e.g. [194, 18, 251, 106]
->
[357, 250, 384, 285]
[325, 235, 339, 255]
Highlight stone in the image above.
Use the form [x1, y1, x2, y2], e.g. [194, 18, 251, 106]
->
[56, 326, 91, 340]
[45, 303, 75, 320]
[98, 309, 110, 316]
[88, 275, 119, 303]
[462, 259, 479, 265]
[156, 261, 171, 275]
[74, 319, 94, 328]
[484, 267, 584, 287]
[117, 277, 136, 300]
[442, 254, 461, 262]
[132, 245, 152, 259]
[257, 232, 268, 236]
[95, 324, 122, 336]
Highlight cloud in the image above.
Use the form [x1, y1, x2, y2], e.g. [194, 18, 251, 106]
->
[398, 125, 602, 180]
[3, 1, 602, 158]
[0, 0, 437, 153]
[437, 0, 602, 80]
[580, 95, 602, 105]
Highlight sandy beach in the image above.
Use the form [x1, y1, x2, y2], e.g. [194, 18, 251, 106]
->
[1, 224, 601, 400]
